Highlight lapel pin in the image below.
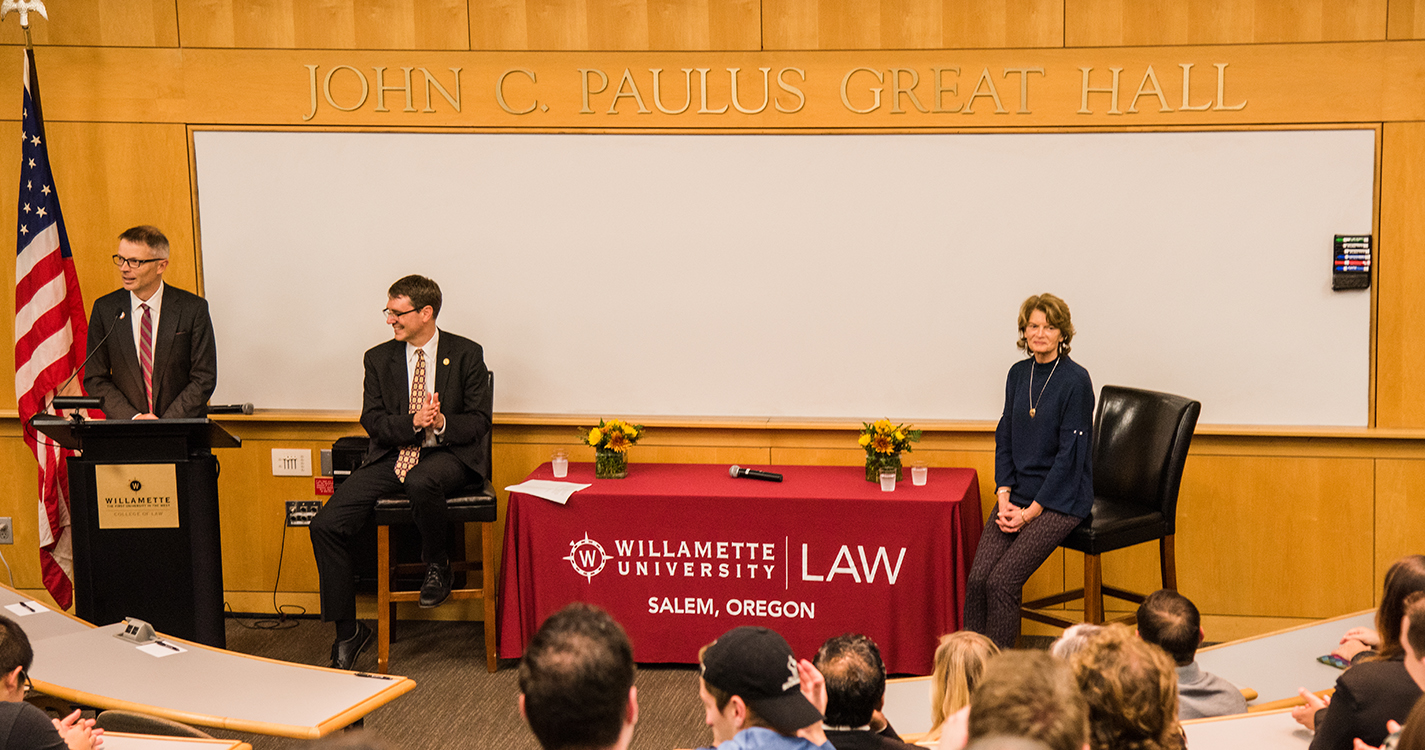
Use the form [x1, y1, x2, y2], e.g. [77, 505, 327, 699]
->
[443, 358, 450, 366]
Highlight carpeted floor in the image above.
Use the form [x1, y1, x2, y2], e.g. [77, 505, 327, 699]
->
[201, 616, 710, 749]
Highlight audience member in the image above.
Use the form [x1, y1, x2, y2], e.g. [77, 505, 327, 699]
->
[813, 633, 912, 750]
[1136, 589, 1247, 719]
[1049, 624, 1101, 661]
[1350, 595, 1425, 750]
[518, 603, 637, 750]
[1335, 555, 1425, 664]
[1068, 623, 1183, 750]
[921, 632, 999, 746]
[698, 626, 831, 749]
[1295, 558, 1425, 750]
[962, 650, 1089, 750]
[0, 615, 101, 750]
[965, 739, 1053, 750]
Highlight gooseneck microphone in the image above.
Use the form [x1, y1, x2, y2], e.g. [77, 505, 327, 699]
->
[47, 309, 125, 413]
[729, 465, 784, 483]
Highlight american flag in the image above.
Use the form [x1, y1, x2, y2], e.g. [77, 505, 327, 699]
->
[14, 48, 86, 609]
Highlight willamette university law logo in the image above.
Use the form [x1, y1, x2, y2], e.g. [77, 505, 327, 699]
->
[563, 534, 612, 582]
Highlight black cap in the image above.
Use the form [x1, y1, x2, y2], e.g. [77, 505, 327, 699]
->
[701, 626, 822, 735]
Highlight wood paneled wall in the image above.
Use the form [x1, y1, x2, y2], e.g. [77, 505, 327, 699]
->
[0, 0, 1418, 644]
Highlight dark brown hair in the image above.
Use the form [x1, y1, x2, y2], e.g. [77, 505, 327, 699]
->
[1368, 555, 1425, 663]
[388, 275, 442, 318]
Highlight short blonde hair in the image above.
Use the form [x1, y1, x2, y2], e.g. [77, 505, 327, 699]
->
[1016, 294, 1075, 356]
[931, 631, 1000, 727]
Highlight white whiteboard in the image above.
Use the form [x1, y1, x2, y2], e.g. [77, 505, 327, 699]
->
[192, 129, 1373, 425]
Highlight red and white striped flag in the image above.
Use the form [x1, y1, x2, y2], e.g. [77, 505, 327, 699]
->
[15, 48, 86, 609]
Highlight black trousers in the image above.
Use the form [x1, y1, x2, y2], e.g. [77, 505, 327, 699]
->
[310, 448, 474, 623]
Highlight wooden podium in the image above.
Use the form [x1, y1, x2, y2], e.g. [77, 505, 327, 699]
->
[33, 415, 240, 648]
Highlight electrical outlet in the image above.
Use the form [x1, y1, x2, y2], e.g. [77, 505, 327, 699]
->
[272, 449, 312, 476]
[0, 517, 11, 544]
[285, 501, 322, 527]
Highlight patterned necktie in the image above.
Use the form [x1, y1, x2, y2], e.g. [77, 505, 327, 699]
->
[394, 349, 426, 481]
[138, 303, 154, 414]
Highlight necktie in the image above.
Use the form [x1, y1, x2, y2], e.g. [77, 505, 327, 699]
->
[394, 349, 426, 481]
[139, 303, 154, 414]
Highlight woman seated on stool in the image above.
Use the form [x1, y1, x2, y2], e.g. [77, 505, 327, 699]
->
[964, 293, 1094, 650]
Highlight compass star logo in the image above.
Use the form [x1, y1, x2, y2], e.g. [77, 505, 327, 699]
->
[562, 534, 612, 582]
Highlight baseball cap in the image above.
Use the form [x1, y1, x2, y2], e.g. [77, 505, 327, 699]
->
[701, 626, 823, 735]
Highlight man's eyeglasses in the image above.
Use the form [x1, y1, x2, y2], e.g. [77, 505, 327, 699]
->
[19, 669, 31, 693]
[112, 255, 163, 269]
[382, 308, 422, 319]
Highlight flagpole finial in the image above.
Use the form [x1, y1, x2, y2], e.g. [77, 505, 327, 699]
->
[1, 1, 48, 47]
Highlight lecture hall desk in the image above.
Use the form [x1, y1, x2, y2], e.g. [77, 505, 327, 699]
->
[497, 462, 982, 674]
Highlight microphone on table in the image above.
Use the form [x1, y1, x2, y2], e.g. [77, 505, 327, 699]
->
[729, 465, 783, 483]
[208, 403, 254, 415]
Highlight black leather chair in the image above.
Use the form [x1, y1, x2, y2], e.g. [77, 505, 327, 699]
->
[373, 371, 498, 673]
[1020, 385, 1200, 628]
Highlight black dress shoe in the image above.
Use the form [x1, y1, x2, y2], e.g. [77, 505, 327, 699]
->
[330, 621, 372, 671]
[419, 562, 453, 609]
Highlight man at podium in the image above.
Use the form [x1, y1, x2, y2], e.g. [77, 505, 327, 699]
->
[83, 225, 217, 419]
[310, 274, 491, 670]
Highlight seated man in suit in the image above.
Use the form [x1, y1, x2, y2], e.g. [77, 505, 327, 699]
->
[310, 274, 491, 670]
[812, 633, 912, 749]
[1136, 589, 1247, 720]
[84, 225, 217, 419]
[519, 603, 638, 750]
[0, 614, 101, 749]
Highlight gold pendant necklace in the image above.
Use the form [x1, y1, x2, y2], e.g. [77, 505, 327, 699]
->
[1028, 356, 1060, 418]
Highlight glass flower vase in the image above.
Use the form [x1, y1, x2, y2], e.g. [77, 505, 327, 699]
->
[865, 452, 903, 482]
[595, 449, 628, 479]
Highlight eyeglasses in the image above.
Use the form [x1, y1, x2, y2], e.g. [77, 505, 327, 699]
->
[112, 255, 163, 269]
[19, 669, 31, 694]
[382, 307, 421, 319]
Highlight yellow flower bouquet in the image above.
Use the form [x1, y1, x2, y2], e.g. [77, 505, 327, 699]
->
[859, 419, 922, 481]
[579, 418, 646, 479]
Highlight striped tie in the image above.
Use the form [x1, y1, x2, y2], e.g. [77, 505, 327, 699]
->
[139, 303, 154, 414]
[394, 350, 426, 481]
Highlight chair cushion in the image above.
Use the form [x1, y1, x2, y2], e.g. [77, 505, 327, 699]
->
[373, 478, 497, 524]
[1060, 495, 1167, 556]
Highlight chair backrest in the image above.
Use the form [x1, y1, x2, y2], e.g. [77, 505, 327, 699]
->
[1091, 385, 1201, 531]
[94, 709, 214, 738]
[475, 369, 494, 483]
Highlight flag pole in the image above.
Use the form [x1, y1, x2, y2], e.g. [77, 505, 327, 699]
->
[0, 1, 48, 50]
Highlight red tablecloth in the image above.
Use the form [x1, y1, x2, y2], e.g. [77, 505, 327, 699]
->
[496, 463, 981, 674]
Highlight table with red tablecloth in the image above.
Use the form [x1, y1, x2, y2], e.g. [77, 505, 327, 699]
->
[496, 463, 982, 674]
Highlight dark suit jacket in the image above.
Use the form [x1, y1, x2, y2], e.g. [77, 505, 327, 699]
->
[359, 330, 491, 482]
[83, 284, 217, 420]
[823, 728, 915, 750]
[1310, 658, 1423, 750]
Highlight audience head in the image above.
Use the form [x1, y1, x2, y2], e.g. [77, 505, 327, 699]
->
[518, 603, 637, 750]
[1017, 293, 1075, 355]
[0, 614, 33, 702]
[968, 649, 1089, 750]
[1069, 623, 1183, 750]
[931, 631, 1000, 727]
[1050, 624, 1103, 661]
[1136, 589, 1202, 667]
[1403, 593, 1425, 689]
[1395, 693, 1425, 750]
[966, 739, 1055, 750]
[1373, 555, 1425, 662]
[699, 626, 821, 743]
[813, 633, 886, 728]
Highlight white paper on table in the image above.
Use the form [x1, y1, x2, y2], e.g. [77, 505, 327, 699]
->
[4, 601, 47, 617]
[138, 641, 187, 658]
[505, 480, 592, 505]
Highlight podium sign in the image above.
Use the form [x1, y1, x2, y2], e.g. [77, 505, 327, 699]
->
[94, 464, 180, 529]
[33, 416, 240, 648]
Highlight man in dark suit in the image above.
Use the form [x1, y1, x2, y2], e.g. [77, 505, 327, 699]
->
[813, 633, 914, 750]
[309, 274, 491, 670]
[84, 225, 217, 420]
